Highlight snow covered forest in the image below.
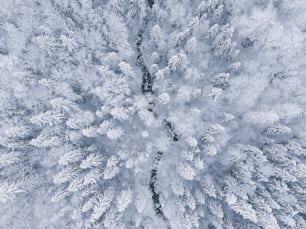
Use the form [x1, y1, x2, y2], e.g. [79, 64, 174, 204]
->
[0, 0, 306, 228]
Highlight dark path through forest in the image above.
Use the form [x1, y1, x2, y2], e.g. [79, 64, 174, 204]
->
[135, 1, 178, 227]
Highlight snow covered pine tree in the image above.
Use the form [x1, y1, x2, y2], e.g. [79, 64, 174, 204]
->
[0, 0, 306, 228]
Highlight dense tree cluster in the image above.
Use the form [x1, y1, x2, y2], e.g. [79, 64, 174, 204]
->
[0, 0, 306, 228]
